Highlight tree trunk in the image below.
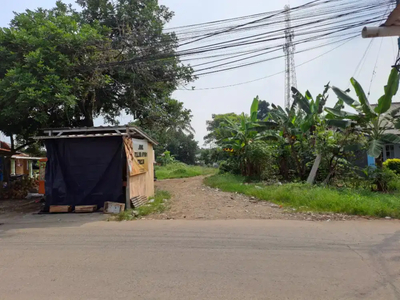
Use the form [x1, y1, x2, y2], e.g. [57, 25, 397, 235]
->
[81, 100, 94, 127]
[279, 156, 289, 180]
[2, 156, 10, 183]
[77, 93, 95, 127]
[289, 141, 304, 179]
[323, 156, 337, 185]
[376, 154, 383, 169]
[307, 154, 322, 185]
[375, 154, 385, 192]
[81, 117, 94, 127]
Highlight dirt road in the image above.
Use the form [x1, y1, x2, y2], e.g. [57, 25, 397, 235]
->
[154, 176, 359, 221]
[1, 218, 400, 299]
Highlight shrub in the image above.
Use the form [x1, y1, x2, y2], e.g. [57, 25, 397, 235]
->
[388, 176, 400, 192]
[171, 168, 187, 175]
[245, 141, 276, 178]
[219, 142, 280, 178]
[363, 167, 398, 192]
[157, 151, 175, 166]
[204, 174, 400, 219]
[155, 162, 217, 180]
[112, 190, 171, 221]
[219, 158, 241, 175]
[0, 176, 38, 199]
[383, 159, 400, 175]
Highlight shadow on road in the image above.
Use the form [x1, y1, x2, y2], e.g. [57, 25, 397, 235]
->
[0, 209, 108, 232]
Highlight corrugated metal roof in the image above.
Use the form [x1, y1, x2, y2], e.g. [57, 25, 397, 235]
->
[35, 126, 158, 145]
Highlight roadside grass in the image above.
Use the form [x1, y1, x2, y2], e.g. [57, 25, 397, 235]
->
[156, 162, 217, 180]
[204, 174, 400, 219]
[112, 190, 171, 221]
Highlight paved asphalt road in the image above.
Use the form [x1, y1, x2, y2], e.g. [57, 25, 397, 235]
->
[1, 215, 400, 300]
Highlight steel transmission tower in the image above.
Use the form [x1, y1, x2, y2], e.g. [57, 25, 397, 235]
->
[283, 5, 297, 109]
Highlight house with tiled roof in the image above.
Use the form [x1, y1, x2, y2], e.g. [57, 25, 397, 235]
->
[0, 140, 43, 182]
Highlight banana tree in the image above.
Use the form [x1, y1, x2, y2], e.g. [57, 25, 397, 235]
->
[221, 96, 277, 176]
[267, 100, 309, 179]
[289, 85, 330, 183]
[325, 68, 400, 169]
[291, 84, 329, 134]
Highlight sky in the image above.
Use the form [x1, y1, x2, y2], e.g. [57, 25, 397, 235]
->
[0, 0, 397, 146]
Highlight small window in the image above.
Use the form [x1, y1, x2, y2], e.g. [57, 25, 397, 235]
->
[386, 145, 395, 160]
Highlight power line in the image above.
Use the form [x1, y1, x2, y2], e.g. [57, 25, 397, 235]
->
[368, 37, 384, 97]
[165, 0, 322, 35]
[102, 14, 383, 74]
[391, 37, 397, 62]
[177, 36, 356, 91]
[86, 0, 392, 87]
[347, 0, 391, 89]
[192, 26, 372, 76]
[174, 8, 383, 59]
[166, 0, 376, 35]
[98, 0, 390, 71]
[352, 39, 374, 80]
[186, 16, 372, 69]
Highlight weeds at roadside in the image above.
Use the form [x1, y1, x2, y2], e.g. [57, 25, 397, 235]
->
[204, 174, 400, 219]
[112, 190, 171, 221]
[156, 163, 217, 180]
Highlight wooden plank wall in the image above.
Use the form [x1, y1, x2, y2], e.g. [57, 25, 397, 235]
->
[129, 142, 155, 199]
[15, 159, 28, 175]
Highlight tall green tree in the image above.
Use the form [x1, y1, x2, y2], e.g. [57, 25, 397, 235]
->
[135, 98, 194, 135]
[0, 0, 194, 154]
[163, 131, 199, 165]
[204, 113, 241, 146]
[76, 0, 194, 125]
[132, 98, 198, 165]
[325, 68, 400, 168]
[0, 2, 114, 153]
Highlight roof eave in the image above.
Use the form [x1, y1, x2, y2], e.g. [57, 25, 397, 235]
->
[35, 126, 159, 145]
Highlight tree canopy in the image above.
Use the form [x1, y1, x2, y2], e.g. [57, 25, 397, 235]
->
[204, 113, 241, 146]
[76, 0, 194, 124]
[132, 98, 199, 165]
[0, 0, 194, 153]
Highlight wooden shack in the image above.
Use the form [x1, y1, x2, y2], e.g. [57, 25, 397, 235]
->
[35, 126, 157, 211]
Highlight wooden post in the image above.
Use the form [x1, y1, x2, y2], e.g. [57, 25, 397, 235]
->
[307, 154, 322, 185]
[0, 157, 3, 182]
[10, 159, 16, 175]
[125, 127, 130, 210]
[28, 161, 33, 178]
[126, 161, 130, 210]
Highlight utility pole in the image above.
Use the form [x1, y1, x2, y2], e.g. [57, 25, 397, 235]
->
[362, 1, 400, 68]
[362, 1, 400, 38]
[283, 5, 297, 109]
